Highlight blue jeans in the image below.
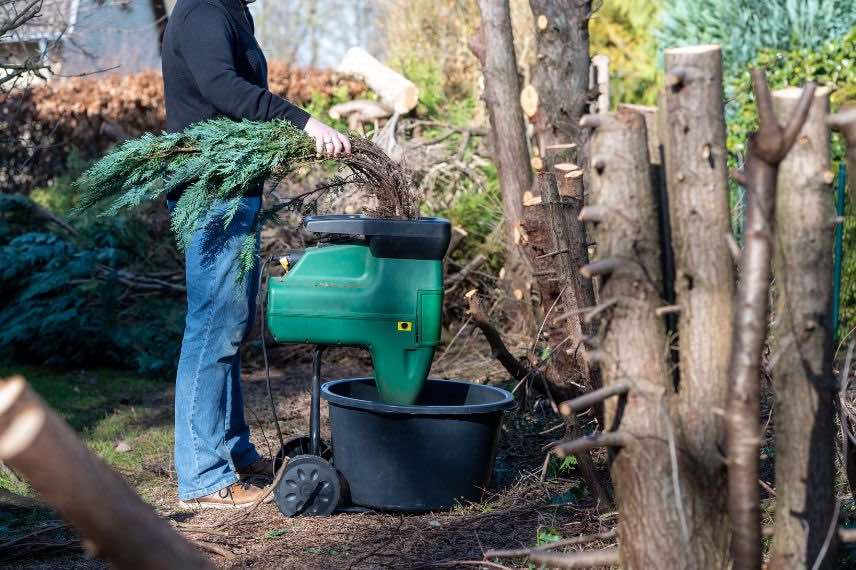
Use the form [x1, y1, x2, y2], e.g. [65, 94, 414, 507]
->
[167, 197, 262, 500]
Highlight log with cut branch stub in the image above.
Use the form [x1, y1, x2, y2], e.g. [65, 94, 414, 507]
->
[724, 71, 816, 570]
[662, 44, 735, 476]
[768, 86, 836, 569]
[526, 0, 594, 173]
[578, 107, 695, 568]
[0, 376, 212, 570]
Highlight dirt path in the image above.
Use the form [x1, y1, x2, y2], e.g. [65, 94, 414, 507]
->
[4, 348, 612, 569]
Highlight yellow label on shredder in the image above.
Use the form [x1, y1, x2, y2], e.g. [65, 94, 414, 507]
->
[397, 321, 413, 332]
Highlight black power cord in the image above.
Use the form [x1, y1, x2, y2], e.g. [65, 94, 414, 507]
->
[257, 256, 286, 458]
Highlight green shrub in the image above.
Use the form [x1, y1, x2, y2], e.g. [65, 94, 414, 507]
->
[723, 27, 856, 335]
[591, 0, 663, 106]
[659, 0, 856, 76]
[0, 191, 185, 376]
[440, 166, 505, 272]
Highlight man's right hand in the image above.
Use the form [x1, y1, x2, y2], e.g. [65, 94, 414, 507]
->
[303, 117, 351, 158]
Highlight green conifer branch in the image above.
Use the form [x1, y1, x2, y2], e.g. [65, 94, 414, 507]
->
[73, 118, 416, 281]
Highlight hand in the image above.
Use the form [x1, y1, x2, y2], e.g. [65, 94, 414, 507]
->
[303, 117, 351, 158]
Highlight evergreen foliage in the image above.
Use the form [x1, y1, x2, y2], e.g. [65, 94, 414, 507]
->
[74, 118, 416, 280]
[658, 0, 856, 75]
[0, 193, 185, 375]
[724, 27, 856, 334]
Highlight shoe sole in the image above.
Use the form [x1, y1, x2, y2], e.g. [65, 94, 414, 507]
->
[178, 500, 252, 511]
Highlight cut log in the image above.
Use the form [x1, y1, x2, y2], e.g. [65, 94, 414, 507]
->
[528, 0, 593, 172]
[769, 86, 837, 569]
[662, 44, 734, 477]
[338, 47, 419, 114]
[584, 107, 691, 568]
[0, 376, 212, 570]
[828, 107, 856, 204]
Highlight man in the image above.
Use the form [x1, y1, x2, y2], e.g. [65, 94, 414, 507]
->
[162, 0, 349, 509]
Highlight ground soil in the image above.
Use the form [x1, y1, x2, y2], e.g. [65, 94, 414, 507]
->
[2, 344, 615, 570]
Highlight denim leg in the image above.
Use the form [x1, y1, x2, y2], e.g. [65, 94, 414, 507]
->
[172, 197, 262, 500]
[224, 240, 262, 469]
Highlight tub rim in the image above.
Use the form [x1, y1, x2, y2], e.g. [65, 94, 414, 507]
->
[321, 377, 516, 416]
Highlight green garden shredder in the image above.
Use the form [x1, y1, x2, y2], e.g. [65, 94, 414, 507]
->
[264, 214, 514, 517]
[265, 214, 450, 514]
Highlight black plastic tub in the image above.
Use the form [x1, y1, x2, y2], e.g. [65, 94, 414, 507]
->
[321, 377, 515, 511]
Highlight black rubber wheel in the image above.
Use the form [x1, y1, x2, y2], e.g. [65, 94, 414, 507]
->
[274, 454, 341, 517]
[275, 435, 332, 469]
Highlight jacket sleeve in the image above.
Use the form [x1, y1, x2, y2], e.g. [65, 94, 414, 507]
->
[178, 3, 311, 128]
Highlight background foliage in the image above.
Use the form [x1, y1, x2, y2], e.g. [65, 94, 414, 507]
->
[658, 0, 856, 75]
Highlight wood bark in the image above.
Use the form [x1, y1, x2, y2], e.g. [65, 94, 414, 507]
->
[579, 108, 700, 569]
[524, 0, 601, 412]
[473, 0, 535, 324]
[545, 174, 600, 395]
[662, 45, 734, 473]
[0, 376, 212, 570]
[724, 72, 816, 570]
[769, 87, 836, 569]
[526, 0, 593, 172]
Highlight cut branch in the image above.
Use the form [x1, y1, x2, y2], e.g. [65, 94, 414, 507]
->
[580, 258, 622, 279]
[550, 431, 630, 457]
[559, 382, 630, 415]
[725, 71, 816, 570]
[528, 547, 620, 569]
[0, 376, 212, 570]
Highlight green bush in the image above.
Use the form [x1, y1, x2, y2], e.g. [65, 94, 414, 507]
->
[440, 164, 505, 272]
[658, 0, 856, 76]
[0, 187, 185, 376]
[724, 27, 856, 335]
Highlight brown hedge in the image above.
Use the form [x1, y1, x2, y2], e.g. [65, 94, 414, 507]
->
[0, 62, 367, 193]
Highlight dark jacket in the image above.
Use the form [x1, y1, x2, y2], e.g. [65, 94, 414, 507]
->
[161, 0, 310, 198]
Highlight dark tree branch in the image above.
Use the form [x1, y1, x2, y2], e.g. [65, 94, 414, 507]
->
[725, 71, 816, 570]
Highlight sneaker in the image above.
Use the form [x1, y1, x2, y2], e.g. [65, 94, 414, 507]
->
[237, 457, 275, 481]
[179, 481, 266, 510]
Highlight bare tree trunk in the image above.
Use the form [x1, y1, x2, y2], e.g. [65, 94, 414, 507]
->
[473, 0, 535, 323]
[662, 45, 734, 473]
[769, 87, 837, 569]
[526, 0, 593, 173]
[725, 71, 816, 570]
[0, 376, 212, 570]
[524, 0, 602, 414]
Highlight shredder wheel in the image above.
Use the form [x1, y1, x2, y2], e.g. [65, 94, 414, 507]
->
[275, 454, 341, 517]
